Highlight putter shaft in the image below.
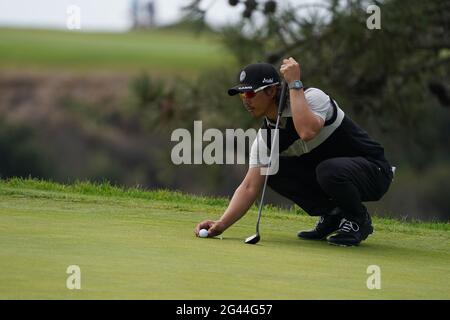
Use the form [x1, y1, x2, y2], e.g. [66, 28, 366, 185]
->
[245, 82, 288, 244]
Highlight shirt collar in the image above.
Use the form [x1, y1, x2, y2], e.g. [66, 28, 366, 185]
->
[265, 102, 291, 129]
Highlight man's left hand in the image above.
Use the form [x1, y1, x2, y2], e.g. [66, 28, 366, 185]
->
[280, 57, 301, 84]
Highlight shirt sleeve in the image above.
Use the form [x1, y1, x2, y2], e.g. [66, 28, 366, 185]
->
[304, 88, 332, 121]
[249, 129, 269, 168]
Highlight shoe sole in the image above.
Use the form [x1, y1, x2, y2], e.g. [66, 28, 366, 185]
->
[328, 241, 360, 247]
[297, 230, 338, 241]
[298, 237, 327, 241]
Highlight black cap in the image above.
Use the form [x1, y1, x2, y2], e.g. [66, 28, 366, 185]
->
[228, 63, 280, 96]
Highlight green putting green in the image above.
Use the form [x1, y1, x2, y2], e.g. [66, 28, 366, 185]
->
[0, 179, 448, 299]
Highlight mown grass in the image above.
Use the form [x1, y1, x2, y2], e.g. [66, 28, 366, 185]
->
[2, 178, 448, 232]
[0, 178, 449, 299]
[0, 28, 236, 75]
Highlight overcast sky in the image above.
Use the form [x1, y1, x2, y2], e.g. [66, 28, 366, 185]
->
[0, 0, 253, 31]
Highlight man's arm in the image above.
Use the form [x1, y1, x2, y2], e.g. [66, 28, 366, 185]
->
[280, 57, 324, 141]
[194, 167, 265, 237]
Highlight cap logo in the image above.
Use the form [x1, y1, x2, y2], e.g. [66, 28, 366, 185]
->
[240, 71, 246, 82]
[262, 78, 274, 84]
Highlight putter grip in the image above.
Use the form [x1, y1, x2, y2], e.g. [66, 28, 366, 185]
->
[278, 82, 289, 115]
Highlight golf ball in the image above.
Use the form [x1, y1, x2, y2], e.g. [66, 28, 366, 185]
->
[199, 229, 209, 238]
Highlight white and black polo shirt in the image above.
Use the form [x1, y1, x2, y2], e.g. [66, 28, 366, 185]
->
[249, 87, 392, 174]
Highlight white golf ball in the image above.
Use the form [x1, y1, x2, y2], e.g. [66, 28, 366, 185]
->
[199, 229, 209, 238]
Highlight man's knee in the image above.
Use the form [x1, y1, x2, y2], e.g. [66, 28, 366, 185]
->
[316, 158, 347, 190]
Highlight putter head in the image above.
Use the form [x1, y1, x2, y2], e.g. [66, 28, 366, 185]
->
[244, 233, 260, 245]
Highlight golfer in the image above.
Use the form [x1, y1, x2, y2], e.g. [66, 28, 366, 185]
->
[195, 58, 394, 246]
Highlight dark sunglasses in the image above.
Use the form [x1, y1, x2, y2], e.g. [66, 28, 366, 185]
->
[239, 82, 280, 100]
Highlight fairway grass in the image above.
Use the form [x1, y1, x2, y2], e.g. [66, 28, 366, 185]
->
[0, 179, 449, 299]
[0, 28, 235, 75]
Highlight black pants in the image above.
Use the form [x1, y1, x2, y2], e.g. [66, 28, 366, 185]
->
[267, 156, 393, 222]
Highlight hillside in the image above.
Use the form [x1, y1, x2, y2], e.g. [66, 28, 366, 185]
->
[0, 28, 235, 75]
[0, 179, 448, 299]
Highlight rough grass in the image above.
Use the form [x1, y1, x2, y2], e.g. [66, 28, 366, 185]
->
[0, 178, 449, 299]
[0, 28, 236, 75]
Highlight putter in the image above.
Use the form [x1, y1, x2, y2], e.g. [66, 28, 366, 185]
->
[245, 81, 289, 245]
